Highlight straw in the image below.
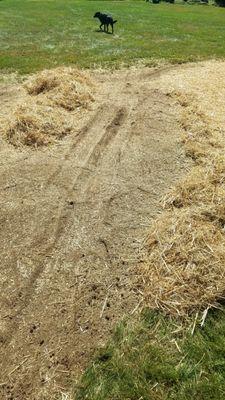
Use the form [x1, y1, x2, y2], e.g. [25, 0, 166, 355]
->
[0, 67, 95, 147]
[141, 61, 225, 316]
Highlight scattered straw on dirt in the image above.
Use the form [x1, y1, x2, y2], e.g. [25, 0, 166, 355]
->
[141, 61, 225, 316]
[0, 67, 95, 147]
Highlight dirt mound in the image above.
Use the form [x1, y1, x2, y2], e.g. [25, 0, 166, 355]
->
[141, 61, 225, 316]
[0, 67, 95, 147]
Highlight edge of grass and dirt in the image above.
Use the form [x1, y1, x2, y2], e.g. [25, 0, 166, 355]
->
[74, 62, 225, 399]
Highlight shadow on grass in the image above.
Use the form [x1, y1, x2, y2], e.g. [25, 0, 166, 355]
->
[95, 29, 113, 35]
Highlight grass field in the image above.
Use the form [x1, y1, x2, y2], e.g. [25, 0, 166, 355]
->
[1, 0, 225, 73]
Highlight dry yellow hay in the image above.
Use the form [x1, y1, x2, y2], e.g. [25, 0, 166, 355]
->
[141, 61, 225, 316]
[1, 67, 95, 147]
[142, 209, 225, 316]
[24, 70, 60, 95]
[6, 103, 72, 147]
[24, 67, 94, 111]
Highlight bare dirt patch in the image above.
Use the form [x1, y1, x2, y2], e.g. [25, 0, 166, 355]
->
[0, 65, 189, 400]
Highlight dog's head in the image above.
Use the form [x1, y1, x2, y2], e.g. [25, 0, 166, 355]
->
[94, 12, 101, 18]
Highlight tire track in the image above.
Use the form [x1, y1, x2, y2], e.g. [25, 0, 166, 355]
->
[72, 107, 127, 190]
[44, 107, 127, 246]
[45, 104, 106, 187]
[0, 67, 167, 351]
[0, 64, 193, 400]
[0, 107, 127, 347]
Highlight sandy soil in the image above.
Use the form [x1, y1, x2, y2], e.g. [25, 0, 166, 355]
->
[0, 66, 189, 400]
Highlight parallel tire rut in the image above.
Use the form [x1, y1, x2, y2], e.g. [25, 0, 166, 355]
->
[0, 66, 190, 400]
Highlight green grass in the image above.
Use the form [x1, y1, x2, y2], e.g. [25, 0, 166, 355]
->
[75, 309, 225, 400]
[1, 0, 225, 73]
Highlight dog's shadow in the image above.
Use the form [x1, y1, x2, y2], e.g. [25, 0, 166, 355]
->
[95, 29, 113, 35]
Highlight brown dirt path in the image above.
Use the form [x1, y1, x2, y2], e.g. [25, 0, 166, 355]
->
[0, 66, 189, 400]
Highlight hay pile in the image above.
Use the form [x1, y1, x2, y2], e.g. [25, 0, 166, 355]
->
[24, 67, 94, 111]
[6, 104, 72, 147]
[141, 61, 225, 316]
[1, 67, 94, 147]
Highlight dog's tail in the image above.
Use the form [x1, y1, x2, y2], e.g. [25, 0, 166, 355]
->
[113, 20, 117, 24]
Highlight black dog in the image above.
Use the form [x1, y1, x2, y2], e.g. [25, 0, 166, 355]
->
[94, 12, 117, 34]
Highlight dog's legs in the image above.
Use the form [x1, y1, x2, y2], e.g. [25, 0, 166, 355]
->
[100, 23, 104, 31]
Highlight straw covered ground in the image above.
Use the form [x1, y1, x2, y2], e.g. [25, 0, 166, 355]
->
[2, 61, 225, 399]
[0, 67, 94, 146]
[0, 64, 190, 400]
[141, 61, 225, 316]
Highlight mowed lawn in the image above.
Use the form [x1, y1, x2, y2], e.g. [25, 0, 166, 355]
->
[1, 0, 225, 73]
